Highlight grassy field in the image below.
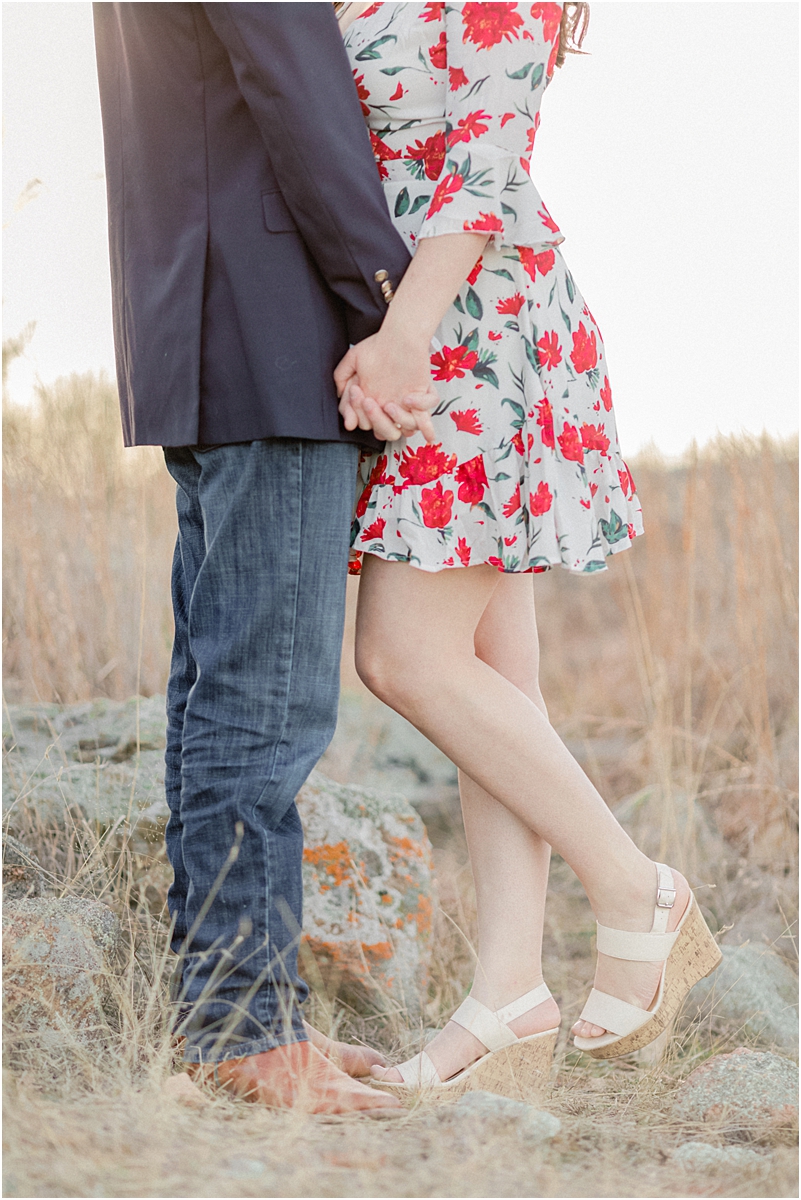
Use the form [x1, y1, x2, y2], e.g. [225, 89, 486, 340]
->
[2, 371, 798, 1197]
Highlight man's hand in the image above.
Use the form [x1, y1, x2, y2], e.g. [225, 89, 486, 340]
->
[334, 331, 439, 443]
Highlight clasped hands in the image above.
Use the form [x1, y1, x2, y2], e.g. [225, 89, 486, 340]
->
[334, 329, 438, 444]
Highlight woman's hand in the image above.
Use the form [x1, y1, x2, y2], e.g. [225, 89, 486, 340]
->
[335, 332, 438, 443]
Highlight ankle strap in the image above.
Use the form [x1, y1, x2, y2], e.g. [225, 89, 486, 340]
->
[651, 862, 676, 934]
[495, 982, 552, 1025]
[595, 863, 679, 962]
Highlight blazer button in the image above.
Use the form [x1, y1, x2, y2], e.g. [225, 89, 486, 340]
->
[374, 269, 389, 283]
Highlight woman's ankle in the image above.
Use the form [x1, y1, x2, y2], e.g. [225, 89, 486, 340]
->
[584, 854, 661, 929]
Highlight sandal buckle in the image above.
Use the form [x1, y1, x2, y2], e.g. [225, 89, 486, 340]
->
[656, 887, 676, 908]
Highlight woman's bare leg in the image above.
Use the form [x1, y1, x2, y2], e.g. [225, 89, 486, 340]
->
[356, 558, 690, 1048]
[373, 575, 558, 1082]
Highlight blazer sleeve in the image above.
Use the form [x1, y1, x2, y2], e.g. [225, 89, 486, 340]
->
[201, 2, 410, 344]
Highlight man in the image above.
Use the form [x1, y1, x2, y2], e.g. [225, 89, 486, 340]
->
[94, 2, 425, 1113]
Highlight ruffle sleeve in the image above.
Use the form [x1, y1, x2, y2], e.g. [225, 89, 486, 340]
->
[417, 1, 566, 252]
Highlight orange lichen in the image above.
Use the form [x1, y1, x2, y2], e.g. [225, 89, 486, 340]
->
[380, 893, 393, 905]
[303, 842, 355, 889]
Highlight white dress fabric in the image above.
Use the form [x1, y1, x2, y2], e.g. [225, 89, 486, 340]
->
[345, 2, 644, 575]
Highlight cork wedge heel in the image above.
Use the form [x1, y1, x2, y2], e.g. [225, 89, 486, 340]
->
[573, 862, 722, 1061]
[370, 983, 559, 1106]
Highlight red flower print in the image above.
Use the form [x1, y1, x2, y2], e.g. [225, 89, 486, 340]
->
[355, 489, 371, 519]
[488, 556, 505, 570]
[420, 481, 454, 528]
[589, 481, 598, 496]
[464, 211, 504, 234]
[353, 72, 371, 117]
[547, 37, 559, 78]
[496, 293, 525, 317]
[427, 171, 464, 215]
[488, 330, 502, 341]
[361, 517, 386, 541]
[448, 109, 491, 146]
[467, 255, 483, 285]
[430, 343, 479, 380]
[580, 498, 590, 509]
[504, 535, 516, 546]
[535, 398, 555, 449]
[370, 130, 402, 165]
[390, 82, 404, 101]
[462, 2, 525, 49]
[455, 537, 471, 566]
[503, 484, 522, 517]
[581, 423, 610, 455]
[361, 2, 382, 17]
[618, 466, 636, 497]
[511, 429, 525, 455]
[406, 131, 446, 180]
[422, 1, 445, 19]
[569, 322, 598, 373]
[530, 3, 562, 43]
[368, 454, 389, 489]
[398, 443, 457, 486]
[449, 66, 469, 89]
[429, 30, 447, 69]
[519, 114, 541, 174]
[455, 455, 488, 504]
[500, 112, 515, 128]
[627, 523, 636, 540]
[518, 246, 555, 282]
[537, 204, 560, 234]
[557, 422, 585, 463]
[600, 376, 613, 411]
[451, 408, 483, 435]
[536, 330, 562, 370]
[530, 480, 552, 516]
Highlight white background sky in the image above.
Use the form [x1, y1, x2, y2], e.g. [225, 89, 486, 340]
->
[2, 1, 799, 456]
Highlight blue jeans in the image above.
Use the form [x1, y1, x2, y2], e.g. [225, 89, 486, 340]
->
[163, 438, 358, 1063]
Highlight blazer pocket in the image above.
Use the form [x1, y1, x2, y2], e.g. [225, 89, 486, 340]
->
[262, 190, 296, 233]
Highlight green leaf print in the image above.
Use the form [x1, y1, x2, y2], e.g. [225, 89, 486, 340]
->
[379, 65, 408, 75]
[465, 288, 483, 321]
[452, 294, 465, 314]
[565, 272, 576, 303]
[464, 76, 490, 100]
[478, 501, 497, 522]
[506, 62, 534, 80]
[582, 560, 607, 573]
[463, 329, 480, 352]
[355, 34, 397, 60]
[547, 281, 557, 306]
[586, 368, 600, 389]
[600, 511, 628, 545]
[489, 471, 511, 482]
[560, 305, 572, 333]
[409, 194, 430, 214]
[431, 395, 460, 417]
[530, 63, 545, 91]
[472, 362, 499, 387]
[502, 397, 526, 421]
[523, 337, 540, 370]
[496, 444, 514, 462]
[486, 268, 515, 280]
[394, 188, 410, 217]
[501, 202, 517, 218]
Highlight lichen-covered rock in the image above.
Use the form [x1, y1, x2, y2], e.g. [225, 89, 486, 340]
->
[672, 1048, 798, 1136]
[2, 836, 46, 900]
[296, 770, 435, 1020]
[3, 896, 122, 1046]
[686, 944, 798, 1051]
[450, 1092, 561, 1146]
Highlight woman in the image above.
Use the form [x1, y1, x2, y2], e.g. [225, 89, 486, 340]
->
[336, 1, 721, 1097]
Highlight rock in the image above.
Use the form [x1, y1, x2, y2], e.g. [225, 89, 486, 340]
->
[2, 697, 169, 835]
[450, 1091, 561, 1146]
[685, 944, 798, 1051]
[296, 770, 435, 1020]
[672, 1141, 770, 1177]
[3, 896, 122, 1047]
[672, 1048, 798, 1136]
[2, 836, 45, 900]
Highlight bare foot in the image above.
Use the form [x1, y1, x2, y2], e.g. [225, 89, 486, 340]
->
[189, 1040, 402, 1114]
[371, 987, 560, 1085]
[303, 1021, 387, 1078]
[571, 867, 692, 1041]
[162, 1072, 211, 1109]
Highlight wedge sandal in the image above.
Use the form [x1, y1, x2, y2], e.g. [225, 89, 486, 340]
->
[370, 982, 558, 1105]
[573, 861, 722, 1060]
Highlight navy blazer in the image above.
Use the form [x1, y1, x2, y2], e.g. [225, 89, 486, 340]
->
[93, 3, 411, 448]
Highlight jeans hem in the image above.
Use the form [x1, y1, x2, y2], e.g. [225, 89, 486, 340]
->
[182, 1023, 308, 1065]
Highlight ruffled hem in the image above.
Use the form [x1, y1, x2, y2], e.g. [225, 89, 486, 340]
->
[416, 149, 565, 252]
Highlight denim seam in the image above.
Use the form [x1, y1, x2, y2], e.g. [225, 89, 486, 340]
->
[182, 1022, 307, 1065]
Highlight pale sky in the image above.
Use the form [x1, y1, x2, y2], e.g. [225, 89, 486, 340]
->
[2, 1, 799, 456]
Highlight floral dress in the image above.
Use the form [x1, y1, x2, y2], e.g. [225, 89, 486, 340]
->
[345, 1, 644, 575]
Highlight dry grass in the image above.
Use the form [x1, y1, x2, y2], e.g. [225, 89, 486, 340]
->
[2, 371, 799, 1197]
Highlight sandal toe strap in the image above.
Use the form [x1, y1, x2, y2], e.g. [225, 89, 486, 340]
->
[396, 1050, 441, 1086]
[578, 988, 654, 1038]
